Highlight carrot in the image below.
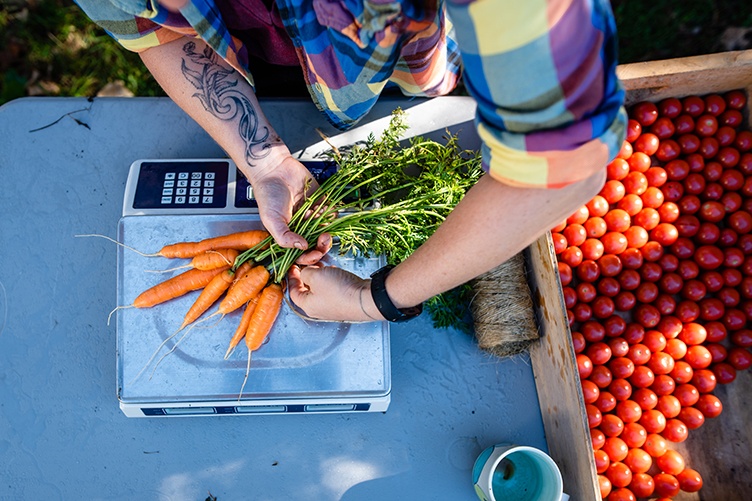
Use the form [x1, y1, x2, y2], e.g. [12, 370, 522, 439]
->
[133, 266, 229, 308]
[146, 249, 238, 274]
[224, 296, 259, 360]
[218, 265, 270, 316]
[158, 230, 269, 259]
[245, 283, 284, 351]
[238, 283, 284, 399]
[180, 268, 235, 329]
[231, 261, 253, 282]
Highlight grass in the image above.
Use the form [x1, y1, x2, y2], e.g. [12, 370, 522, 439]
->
[1, 0, 751, 106]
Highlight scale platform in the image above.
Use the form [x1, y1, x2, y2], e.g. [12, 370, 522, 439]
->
[117, 159, 391, 417]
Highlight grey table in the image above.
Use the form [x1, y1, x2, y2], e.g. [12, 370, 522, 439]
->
[0, 96, 546, 500]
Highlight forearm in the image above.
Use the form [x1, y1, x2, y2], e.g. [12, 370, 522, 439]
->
[384, 170, 607, 309]
[139, 37, 289, 182]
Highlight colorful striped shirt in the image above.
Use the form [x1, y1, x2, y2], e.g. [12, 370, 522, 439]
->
[74, 0, 626, 188]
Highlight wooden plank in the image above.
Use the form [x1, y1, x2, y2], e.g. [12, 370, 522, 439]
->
[527, 233, 600, 501]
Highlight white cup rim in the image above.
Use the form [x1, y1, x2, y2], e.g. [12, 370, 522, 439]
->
[480, 445, 563, 501]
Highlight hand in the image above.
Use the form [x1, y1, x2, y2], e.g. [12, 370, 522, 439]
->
[287, 264, 382, 322]
[250, 155, 319, 250]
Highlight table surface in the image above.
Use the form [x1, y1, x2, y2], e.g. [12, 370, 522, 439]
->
[0, 96, 547, 501]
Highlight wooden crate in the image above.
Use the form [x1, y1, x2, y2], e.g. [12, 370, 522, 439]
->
[526, 49, 752, 501]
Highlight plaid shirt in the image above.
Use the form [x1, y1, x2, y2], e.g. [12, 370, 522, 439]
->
[74, 0, 626, 188]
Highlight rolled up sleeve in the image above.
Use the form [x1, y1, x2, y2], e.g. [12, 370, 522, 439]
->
[446, 0, 627, 188]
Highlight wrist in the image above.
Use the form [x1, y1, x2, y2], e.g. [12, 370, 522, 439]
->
[370, 265, 423, 322]
[236, 142, 292, 184]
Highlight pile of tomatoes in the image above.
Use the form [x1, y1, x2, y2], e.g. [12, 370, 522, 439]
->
[553, 89, 752, 501]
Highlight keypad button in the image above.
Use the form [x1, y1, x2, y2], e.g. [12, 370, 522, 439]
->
[161, 196, 172, 204]
[191, 172, 202, 179]
[189, 196, 199, 204]
[190, 180, 201, 188]
[205, 172, 216, 180]
[163, 180, 175, 188]
[178, 172, 189, 180]
[162, 188, 173, 196]
[175, 196, 186, 204]
[203, 188, 214, 196]
[177, 180, 188, 187]
[165, 172, 176, 180]
[190, 188, 200, 196]
[204, 180, 215, 188]
[202, 196, 213, 204]
[176, 188, 187, 196]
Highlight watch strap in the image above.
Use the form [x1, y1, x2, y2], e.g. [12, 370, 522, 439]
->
[370, 265, 423, 322]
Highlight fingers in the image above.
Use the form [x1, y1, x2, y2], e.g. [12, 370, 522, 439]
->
[295, 233, 332, 265]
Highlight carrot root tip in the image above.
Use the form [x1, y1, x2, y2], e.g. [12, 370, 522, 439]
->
[74, 233, 160, 257]
[107, 305, 133, 326]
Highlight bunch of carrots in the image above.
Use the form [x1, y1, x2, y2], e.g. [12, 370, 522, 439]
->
[94, 109, 483, 395]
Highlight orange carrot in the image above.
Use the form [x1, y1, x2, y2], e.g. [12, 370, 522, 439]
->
[159, 230, 269, 258]
[245, 283, 284, 351]
[231, 261, 253, 282]
[180, 269, 235, 329]
[133, 266, 229, 308]
[218, 265, 269, 315]
[224, 296, 259, 359]
[147, 249, 239, 274]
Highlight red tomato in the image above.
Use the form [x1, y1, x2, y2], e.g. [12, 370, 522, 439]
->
[628, 151, 652, 173]
[704, 93, 727, 115]
[560, 246, 583, 268]
[639, 408, 666, 434]
[624, 448, 652, 474]
[599, 474, 612, 499]
[677, 133, 701, 154]
[586, 403, 602, 428]
[673, 114, 695, 134]
[558, 262, 572, 286]
[629, 472, 655, 498]
[581, 379, 600, 404]
[609, 357, 635, 380]
[616, 400, 642, 424]
[650, 375, 676, 397]
[618, 140, 634, 160]
[658, 97, 682, 118]
[587, 195, 610, 217]
[632, 388, 658, 411]
[695, 114, 719, 136]
[645, 166, 667, 187]
[563, 224, 586, 246]
[655, 139, 681, 162]
[584, 217, 608, 239]
[583, 321, 607, 343]
[643, 433, 668, 458]
[602, 437, 629, 462]
[634, 304, 661, 328]
[634, 133, 660, 156]
[576, 259, 601, 283]
[729, 211, 752, 234]
[595, 449, 611, 474]
[678, 406, 705, 430]
[731, 329, 752, 347]
[678, 322, 707, 345]
[601, 180, 626, 204]
[657, 315, 682, 339]
[664, 338, 687, 360]
[601, 413, 626, 438]
[700, 137, 720, 159]
[727, 347, 752, 370]
[577, 354, 594, 379]
[706, 343, 728, 364]
[607, 461, 633, 488]
[674, 383, 700, 407]
[664, 159, 690, 181]
[617, 194, 644, 216]
[670, 360, 694, 384]
[719, 111, 742, 129]
[676, 468, 703, 493]
[662, 418, 689, 443]
[685, 345, 713, 369]
[621, 422, 647, 448]
[725, 89, 747, 109]
[712, 362, 737, 385]
[632, 102, 659, 126]
[696, 393, 723, 418]
[657, 201, 679, 222]
[675, 299, 700, 322]
[674, 215, 700, 237]
[694, 245, 724, 270]
[581, 238, 605, 261]
[656, 449, 685, 475]
[683, 95, 705, 117]
[736, 133, 752, 152]
[626, 119, 642, 142]
[615, 291, 637, 311]
[653, 472, 680, 498]
[691, 369, 717, 393]
[627, 344, 651, 365]
[656, 395, 681, 419]
[650, 117, 675, 139]
[592, 428, 606, 450]
[608, 158, 630, 181]
[607, 487, 636, 501]
[647, 352, 675, 375]
[605, 209, 632, 232]
[591, 366, 615, 390]
[630, 367, 656, 391]
[650, 223, 678, 246]
[683, 172, 707, 195]
[599, 278, 621, 298]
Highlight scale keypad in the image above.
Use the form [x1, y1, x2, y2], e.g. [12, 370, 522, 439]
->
[133, 161, 228, 210]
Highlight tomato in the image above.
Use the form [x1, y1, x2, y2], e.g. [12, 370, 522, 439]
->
[650, 374, 675, 396]
[595, 449, 611, 474]
[656, 449, 685, 475]
[712, 362, 737, 385]
[571, 332, 585, 354]
[584, 218, 608, 239]
[645, 166, 668, 188]
[587, 195, 610, 217]
[598, 277, 621, 297]
[599, 474, 613, 499]
[684, 345, 712, 369]
[674, 383, 700, 407]
[691, 369, 717, 393]
[674, 215, 700, 237]
[636, 282, 659, 303]
[591, 366, 615, 391]
[727, 347, 752, 370]
[725, 89, 747, 109]
[696, 393, 723, 418]
[576, 259, 600, 283]
[683, 95, 705, 117]
[601, 232, 628, 255]
[632, 101, 659, 126]
[700, 136, 720, 159]
[657, 201, 679, 222]
[634, 133, 660, 156]
[650, 223, 678, 246]
[607, 461, 633, 488]
[582, 321, 607, 343]
[634, 304, 661, 328]
[658, 253, 679, 272]
[643, 433, 668, 458]
[567, 205, 590, 225]
[617, 194, 643, 217]
[647, 352, 675, 376]
[737, 133, 752, 153]
[624, 448, 652, 474]
[618, 140, 634, 160]
[604, 209, 631, 232]
[609, 357, 635, 380]
[675, 299, 700, 322]
[660, 181, 684, 203]
[602, 437, 629, 462]
[704, 93, 727, 115]
[673, 114, 695, 134]
[731, 329, 752, 347]
[683, 172, 707, 196]
[586, 403, 602, 428]
[621, 422, 647, 448]
[719, 111, 743, 129]
[702, 182, 724, 201]
[601, 180, 626, 204]
[669, 360, 694, 384]
[655, 139, 681, 162]
[719, 146, 742, 168]
[601, 413, 626, 438]
[678, 322, 707, 346]
[653, 472, 680, 498]
[695, 114, 719, 136]
[640, 187, 665, 210]
[664, 339, 687, 360]
[615, 291, 636, 311]
[607, 487, 636, 501]
[616, 400, 642, 426]
[722, 192, 744, 215]
[678, 406, 705, 430]
[627, 343, 651, 365]
[558, 262, 573, 286]
[626, 118, 643, 142]
[729, 211, 752, 234]
[628, 151, 652, 173]
[623, 324, 645, 345]
[657, 315, 682, 339]
[701, 271, 725, 293]
[676, 468, 703, 493]
[629, 472, 655, 498]
[662, 418, 689, 443]
[639, 408, 666, 434]
[632, 388, 658, 412]
[706, 343, 728, 364]
[608, 158, 630, 181]
[694, 245, 724, 270]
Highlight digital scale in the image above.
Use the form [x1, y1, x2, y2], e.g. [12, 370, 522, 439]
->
[117, 159, 391, 417]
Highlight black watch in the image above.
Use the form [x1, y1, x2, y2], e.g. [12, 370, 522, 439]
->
[370, 265, 423, 322]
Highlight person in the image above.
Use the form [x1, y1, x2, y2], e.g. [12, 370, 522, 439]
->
[74, 0, 627, 323]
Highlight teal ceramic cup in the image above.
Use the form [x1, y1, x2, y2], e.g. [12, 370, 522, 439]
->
[472, 444, 568, 501]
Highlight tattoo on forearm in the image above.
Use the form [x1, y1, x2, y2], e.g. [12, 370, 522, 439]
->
[180, 42, 270, 165]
